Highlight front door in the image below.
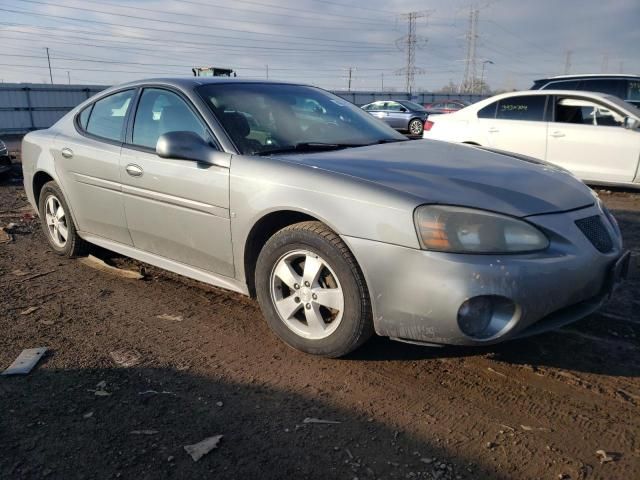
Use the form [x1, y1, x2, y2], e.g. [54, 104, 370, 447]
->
[54, 89, 136, 245]
[119, 87, 235, 277]
[546, 95, 640, 183]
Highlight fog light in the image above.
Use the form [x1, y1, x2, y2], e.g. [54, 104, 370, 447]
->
[457, 295, 517, 340]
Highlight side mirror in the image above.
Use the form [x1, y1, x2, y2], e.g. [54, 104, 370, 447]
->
[399, 107, 408, 112]
[156, 131, 224, 165]
[623, 116, 640, 130]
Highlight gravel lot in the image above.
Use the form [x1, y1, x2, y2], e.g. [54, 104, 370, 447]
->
[1, 166, 639, 480]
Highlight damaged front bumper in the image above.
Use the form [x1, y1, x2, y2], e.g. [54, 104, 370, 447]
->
[343, 203, 627, 346]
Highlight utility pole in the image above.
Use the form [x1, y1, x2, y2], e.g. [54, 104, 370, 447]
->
[460, 7, 479, 94]
[601, 52, 609, 73]
[265, 64, 269, 80]
[347, 67, 353, 91]
[619, 61, 624, 73]
[45, 47, 53, 84]
[480, 60, 493, 95]
[67, 71, 71, 85]
[396, 11, 429, 95]
[381, 73, 384, 91]
[563, 50, 572, 75]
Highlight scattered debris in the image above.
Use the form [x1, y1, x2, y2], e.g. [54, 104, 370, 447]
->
[2, 347, 48, 375]
[302, 417, 342, 425]
[130, 430, 159, 435]
[110, 349, 142, 367]
[90, 380, 112, 396]
[0, 227, 13, 244]
[11, 269, 29, 277]
[156, 314, 183, 322]
[485, 442, 496, 449]
[184, 434, 223, 461]
[420, 458, 434, 464]
[83, 412, 94, 419]
[487, 367, 506, 378]
[39, 319, 56, 326]
[138, 390, 177, 397]
[216, 401, 224, 407]
[15, 269, 57, 284]
[521, 425, 549, 432]
[79, 255, 144, 280]
[19, 306, 39, 316]
[345, 448, 354, 460]
[595, 450, 615, 464]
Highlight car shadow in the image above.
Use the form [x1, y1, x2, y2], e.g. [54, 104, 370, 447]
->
[0, 366, 507, 480]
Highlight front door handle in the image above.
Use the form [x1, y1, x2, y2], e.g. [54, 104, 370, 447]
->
[125, 164, 143, 177]
[61, 147, 73, 159]
[488, 127, 499, 133]
[550, 131, 565, 138]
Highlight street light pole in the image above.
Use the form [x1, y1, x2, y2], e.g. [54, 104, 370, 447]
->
[480, 60, 493, 95]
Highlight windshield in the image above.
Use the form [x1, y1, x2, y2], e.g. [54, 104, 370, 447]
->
[400, 101, 427, 112]
[197, 83, 407, 155]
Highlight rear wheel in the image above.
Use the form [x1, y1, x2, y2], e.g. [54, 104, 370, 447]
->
[38, 181, 88, 257]
[408, 118, 424, 135]
[255, 221, 373, 357]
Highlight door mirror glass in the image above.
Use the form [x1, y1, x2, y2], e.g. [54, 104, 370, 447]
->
[624, 116, 640, 130]
[156, 131, 218, 163]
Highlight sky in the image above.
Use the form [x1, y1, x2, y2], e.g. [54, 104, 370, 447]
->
[0, 0, 638, 92]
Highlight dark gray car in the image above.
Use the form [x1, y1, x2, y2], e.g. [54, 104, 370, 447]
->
[361, 100, 428, 135]
[21, 78, 629, 357]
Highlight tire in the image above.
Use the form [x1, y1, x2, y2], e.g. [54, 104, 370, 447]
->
[38, 181, 89, 257]
[408, 118, 424, 136]
[255, 221, 373, 357]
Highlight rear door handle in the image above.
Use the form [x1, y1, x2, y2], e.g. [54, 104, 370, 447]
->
[550, 131, 565, 138]
[488, 127, 499, 133]
[61, 147, 73, 159]
[125, 164, 143, 177]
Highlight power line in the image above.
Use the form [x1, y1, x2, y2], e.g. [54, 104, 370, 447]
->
[7, 0, 391, 48]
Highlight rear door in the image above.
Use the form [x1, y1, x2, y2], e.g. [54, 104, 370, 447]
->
[545, 95, 640, 183]
[54, 89, 136, 245]
[119, 86, 234, 276]
[482, 95, 549, 160]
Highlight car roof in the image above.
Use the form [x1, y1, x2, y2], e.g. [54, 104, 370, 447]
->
[112, 77, 311, 90]
[535, 74, 640, 82]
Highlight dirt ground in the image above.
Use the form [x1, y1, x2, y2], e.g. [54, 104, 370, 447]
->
[1, 165, 639, 480]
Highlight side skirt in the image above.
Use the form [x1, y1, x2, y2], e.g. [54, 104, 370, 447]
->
[78, 232, 250, 296]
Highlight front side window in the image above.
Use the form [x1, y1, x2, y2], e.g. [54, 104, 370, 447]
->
[580, 79, 625, 98]
[627, 80, 640, 102]
[197, 83, 406, 155]
[554, 97, 625, 127]
[132, 88, 208, 150]
[85, 90, 135, 142]
[496, 95, 546, 121]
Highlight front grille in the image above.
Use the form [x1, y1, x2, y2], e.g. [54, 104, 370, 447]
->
[575, 215, 613, 253]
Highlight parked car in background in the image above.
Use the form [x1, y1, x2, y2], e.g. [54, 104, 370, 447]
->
[423, 99, 471, 115]
[22, 78, 628, 357]
[0, 138, 11, 175]
[361, 100, 428, 135]
[531, 74, 640, 108]
[423, 90, 640, 188]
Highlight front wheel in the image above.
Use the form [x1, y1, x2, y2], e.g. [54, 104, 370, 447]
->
[408, 118, 424, 136]
[255, 221, 373, 357]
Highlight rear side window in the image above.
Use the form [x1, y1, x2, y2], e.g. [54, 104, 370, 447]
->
[496, 95, 546, 121]
[85, 90, 135, 142]
[580, 79, 625, 98]
[477, 101, 497, 119]
[627, 80, 640, 102]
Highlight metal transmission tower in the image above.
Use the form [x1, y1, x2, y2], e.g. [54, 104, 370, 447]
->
[564, 50, 572, 74]
[459, 8, 479, 94]
[396, 11, 430, 94]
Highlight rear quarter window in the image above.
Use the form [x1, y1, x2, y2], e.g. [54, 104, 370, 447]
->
[477, 101, 497, 119]
[496, 95, 546, 121]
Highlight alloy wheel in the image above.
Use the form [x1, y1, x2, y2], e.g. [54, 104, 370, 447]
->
[44, 194, 68, 248]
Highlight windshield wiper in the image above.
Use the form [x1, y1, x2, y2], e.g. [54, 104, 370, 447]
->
[256, 142, 365, 156]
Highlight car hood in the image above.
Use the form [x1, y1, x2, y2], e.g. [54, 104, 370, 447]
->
[278, 140, 595, 217]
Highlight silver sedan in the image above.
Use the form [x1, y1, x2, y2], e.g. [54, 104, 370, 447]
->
[22, 78, 629, 357]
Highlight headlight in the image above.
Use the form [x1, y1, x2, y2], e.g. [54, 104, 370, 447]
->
[414, 205, 549, 253]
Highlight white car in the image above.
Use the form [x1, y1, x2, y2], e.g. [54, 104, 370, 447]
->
[423, 90, 640, 187]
